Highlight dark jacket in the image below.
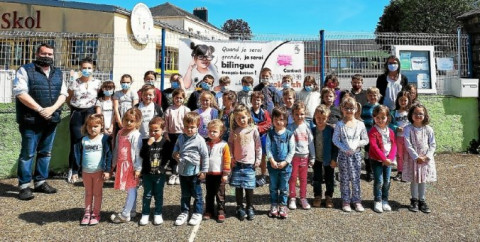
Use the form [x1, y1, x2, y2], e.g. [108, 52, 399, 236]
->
[16, 62, 63, 125]
[375, 73, 408, 104]
[312, 125, 338, 166]
[73, 134, 112, 175]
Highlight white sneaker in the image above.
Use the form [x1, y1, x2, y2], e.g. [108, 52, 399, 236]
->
[139, 214, 149, 226]
[354, 202, 365, 212]
[174, 212, 188, 226]
[342, 203, 352, 212]
[288, 198, 297, 210]
[188, 213, 202, 226]
[382, 202, 392, 212]
[175, 175, 180, 185]
[168, 175, 176, 185]
[67, 169, 73, 183]
[153, 215, 163, 225]
[374, 202, 383, 213]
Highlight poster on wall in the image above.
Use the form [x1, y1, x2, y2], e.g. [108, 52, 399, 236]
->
[394, 45, 437, 94]
[178, 39, 305, 92]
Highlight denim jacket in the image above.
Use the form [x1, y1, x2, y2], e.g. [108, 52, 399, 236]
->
[312, 125, 338, 166]
[266, 128, 295, 165]
[73, 134, 112, 175]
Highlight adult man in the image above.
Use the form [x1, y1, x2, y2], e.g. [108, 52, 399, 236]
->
[13, 43, 68, 200]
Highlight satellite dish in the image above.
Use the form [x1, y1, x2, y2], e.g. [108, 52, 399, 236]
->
[130, 3, 154, 45]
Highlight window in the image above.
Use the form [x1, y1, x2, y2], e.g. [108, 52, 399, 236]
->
[0, 39, 55, 69]
[67, 39, 98, 68]
[156, 45, 179, 72]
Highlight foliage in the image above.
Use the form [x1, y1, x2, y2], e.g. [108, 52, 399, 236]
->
[221, 19, 252, 40]
[376, 0, 475, 34]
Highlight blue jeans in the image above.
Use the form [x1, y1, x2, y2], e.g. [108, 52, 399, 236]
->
[142, 174, 166, 215]
[179, 175, 203, 214]
[17, 123, 57, 189]
[372, 160, 391, 202]
[267, 164, 292, 206]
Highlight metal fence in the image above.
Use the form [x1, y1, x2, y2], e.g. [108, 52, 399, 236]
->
[0, 30, 470, 103]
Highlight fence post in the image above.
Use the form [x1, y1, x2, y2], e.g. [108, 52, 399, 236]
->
[468, 33, 473, 78]
[160, 28, 166, 91]
[320, 30, 325, 86]
[457, 27, 462, 78]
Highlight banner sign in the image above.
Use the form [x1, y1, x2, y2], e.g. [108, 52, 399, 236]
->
[179, 39, 305, 91]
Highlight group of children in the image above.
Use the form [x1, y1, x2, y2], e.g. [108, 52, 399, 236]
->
[74, 68, 436, 227]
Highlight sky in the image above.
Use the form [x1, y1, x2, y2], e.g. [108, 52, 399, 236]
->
[75, 0, 391, 35]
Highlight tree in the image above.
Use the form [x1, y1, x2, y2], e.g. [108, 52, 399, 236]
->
[221, 19, 252, 40]
[376, 0, 475, 34]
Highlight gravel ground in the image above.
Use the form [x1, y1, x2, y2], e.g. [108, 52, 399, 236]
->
[1, 153, 479, 241]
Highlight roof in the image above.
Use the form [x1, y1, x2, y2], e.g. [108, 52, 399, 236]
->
[0, 0, 212, 39]
[0, 0, 130, 14]
[150, 2, 225, 33]
[457, 9, 480, 20]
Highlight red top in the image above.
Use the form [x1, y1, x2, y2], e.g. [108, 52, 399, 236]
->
[137, 88, 162, 107]
[368, 126, 397, 162]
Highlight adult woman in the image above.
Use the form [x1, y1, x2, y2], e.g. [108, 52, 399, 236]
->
[375, 55, 408, 110]
[67, 57, 102, 183]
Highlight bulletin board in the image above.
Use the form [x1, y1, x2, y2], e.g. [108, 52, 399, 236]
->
[393, 45, 437, 94]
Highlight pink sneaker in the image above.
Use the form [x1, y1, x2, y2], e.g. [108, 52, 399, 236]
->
[80, 213, 90, 226]
[89, 214, 100, 226]
[300, 198, 311, 210]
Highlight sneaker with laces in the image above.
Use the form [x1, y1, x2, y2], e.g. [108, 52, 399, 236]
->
[342, 203, 352, 212]
[278, 206, 288, 219]
[110, 213, 129, 223]
[188, 213, 202, 226]
[175, 175, 180, 185]
[288, 198, 297, 210]
[312, 196, 322, 208]
[153, 215, 163, 225]
[80, 213, 91, 226]
[236, 206, 246, 221]
[175, 212, 189, 226]
[409, 198, 419, 212]
[382, 202, 392, 212]
[18, 187, 34, 200]
[393, 173, 402, 181]
[168, 175, 176, 185]
[300, 198, 311, 210]
[246, 207, 255, 221]
[89, 214, 100, 226]
[374, 202, 383, 213]
[268, 205, 278, 218]
[355, 202, 365, 212]
[256, 175, 267, 187]
[325, 196, 334, 208]
[419, 200, 431, 213]
[139, 214, 149, 226]
[33, 182, 57, 194]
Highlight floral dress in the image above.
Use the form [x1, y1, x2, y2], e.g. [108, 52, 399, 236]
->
[403, 124, 437, 183]
[114, 133, 137, 190]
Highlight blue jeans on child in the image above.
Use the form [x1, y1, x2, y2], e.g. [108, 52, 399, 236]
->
[142, 174, 166, 216]
[179, 175, 203, 214]
[371, 160, 391, 202]
[17, 123, 57, 189]
[267, 164, 292, 206]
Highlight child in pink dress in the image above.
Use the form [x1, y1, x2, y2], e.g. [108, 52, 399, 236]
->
[111, 108, 143, 223]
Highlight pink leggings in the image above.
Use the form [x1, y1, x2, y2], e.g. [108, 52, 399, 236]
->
[396, 136, 405, 172]
[83, 171, 104, 215]
[289, 156, 308, 199]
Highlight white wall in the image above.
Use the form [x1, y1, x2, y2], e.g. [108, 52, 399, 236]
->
[113, 14, 157, 91]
